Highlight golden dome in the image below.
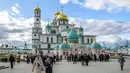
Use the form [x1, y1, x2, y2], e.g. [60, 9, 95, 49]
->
[34, 7, 41, 11]
[56, 13, 68, 20]
[93, 39, 97, 44]
[55, 11, 60, 16]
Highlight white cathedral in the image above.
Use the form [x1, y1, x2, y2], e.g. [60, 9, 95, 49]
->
[32, 5, 97, 55]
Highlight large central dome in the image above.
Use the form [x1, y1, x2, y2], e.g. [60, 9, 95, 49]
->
[56, 13, 68, 20]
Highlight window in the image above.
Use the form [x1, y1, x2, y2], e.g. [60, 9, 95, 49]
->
[87, 38, 89, 43]
[91, 39, 93, 43]
[39, 44, 41, 48]
[48, 44, 50, 48]
[51, 37, 53, 43]
[34, 34, 36, 36]
[66, 26, 68, 28]
[36, 19, 39, 21]
[47, 37, 49, 43]
[37, 30, 38, 32]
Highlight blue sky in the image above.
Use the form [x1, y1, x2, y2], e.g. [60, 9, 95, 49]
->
[0, 0, 130, 48]
[0, 0, 130, 21]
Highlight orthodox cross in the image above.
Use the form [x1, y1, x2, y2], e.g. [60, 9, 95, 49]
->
[61, 5, 64, 13]
[37, 2, 39, 7]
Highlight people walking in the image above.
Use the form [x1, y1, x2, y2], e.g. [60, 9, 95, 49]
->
[32, 54, 45, 73]
[9, 54, 15, 69]
[45, 57, 53, 73]
[118, 55, 125, 70]
[84, 54, 89, 66]
[73, 54, 77, 64]
[17, 55, 21, 63]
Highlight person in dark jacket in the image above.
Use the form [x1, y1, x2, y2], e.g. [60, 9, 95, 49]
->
[93, 54, 97, 62]
[26, 55, 30, 64]
[44, 57, 53, 73]
[17, 55, 21, 63]
[9, 54, 15, 69]
[118, 55, 125, 70]
[80, 54, 84, 65]
[73, 54, 77, 64]
[84, 54, 89, 66]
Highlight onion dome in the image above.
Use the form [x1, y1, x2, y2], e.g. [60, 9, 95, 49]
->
[56, 13, 68, 20]
[90, 40, 102, 49]
[34, 3, 41, 12]
[67, 28, 78, 43]
[79, 26, 83, 31]
[61, 28, 71, 32]
[58, 39, 71, 50]
[35, 7, 41, 11]
[55, 10, 60, 17]
[46, 23, 51, 29]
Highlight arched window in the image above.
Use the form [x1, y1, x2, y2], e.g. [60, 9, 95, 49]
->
[91, 38, 93, 43]
[39, 44, 41, 48]
[51, 37, 53, 43]
[47, 37, 49, 43]
[87, 38, 89, 43]
[48, 44, 50, 48]
[66, 26, 68, 28]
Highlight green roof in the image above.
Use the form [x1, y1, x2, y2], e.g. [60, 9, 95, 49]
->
[126, 44, 130, 49]
[79, 45, 85, 49]
[79, 26, 83, 30]
[67, 28, 78, 43]
[58, 43, 72, 50]
[61, 28, 71, 32]
[90, 40, 102, 49]
[46, 23, 51, 29]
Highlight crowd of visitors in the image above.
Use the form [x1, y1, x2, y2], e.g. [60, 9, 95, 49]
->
[0, 52, 126, 73]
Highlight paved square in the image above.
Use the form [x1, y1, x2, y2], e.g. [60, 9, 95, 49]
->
[0, 59, 130, 73]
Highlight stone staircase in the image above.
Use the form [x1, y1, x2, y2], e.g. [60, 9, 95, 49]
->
[0, 65, 9, 70]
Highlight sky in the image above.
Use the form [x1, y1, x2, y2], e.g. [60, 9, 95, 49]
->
[0, 0, 130, 49]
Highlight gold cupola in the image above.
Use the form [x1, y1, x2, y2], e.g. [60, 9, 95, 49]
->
[34, 2, 41, 12]
[55, 9, 60, 17]
[56, 5, 68, 20]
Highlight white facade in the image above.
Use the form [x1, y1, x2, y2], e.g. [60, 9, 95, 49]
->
[32, 6, 97, 54]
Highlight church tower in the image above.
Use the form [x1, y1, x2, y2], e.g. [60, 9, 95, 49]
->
[32, 3, 42, 51]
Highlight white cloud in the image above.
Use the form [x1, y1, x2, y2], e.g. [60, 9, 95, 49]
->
[59, 0, 130, 12]
[11, 3, 21, 14]
[60, 0, 70, 4]
[0, 3, 46, 48]
[69, 17, 130, 44]
[69, 17, 130, 35]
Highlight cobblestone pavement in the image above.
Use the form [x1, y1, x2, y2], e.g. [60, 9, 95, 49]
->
[0, 59, 130, 73]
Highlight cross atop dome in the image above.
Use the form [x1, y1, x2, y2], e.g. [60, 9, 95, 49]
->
[37, 2, 39, 7]
[60, 5, 64, 13]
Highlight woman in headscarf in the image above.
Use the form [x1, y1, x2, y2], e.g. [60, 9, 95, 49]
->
[32, 54, 45, 73]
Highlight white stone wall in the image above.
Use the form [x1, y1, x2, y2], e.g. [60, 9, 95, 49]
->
[59, 25, 67, 32]
[84, 36, 95, 43]
[41, 35, 57, 43]
[61, 32, 69, 36]
[41, 44, 47, 48]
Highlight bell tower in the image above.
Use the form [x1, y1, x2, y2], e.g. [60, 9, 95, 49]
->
[32, 2, 42, 51]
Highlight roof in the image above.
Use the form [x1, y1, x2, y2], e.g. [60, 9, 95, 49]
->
[67, 28, 78, 41]
[57, 40, 71, 50]
[90, 40, 102, 49]
[61, 28, 71, 32]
